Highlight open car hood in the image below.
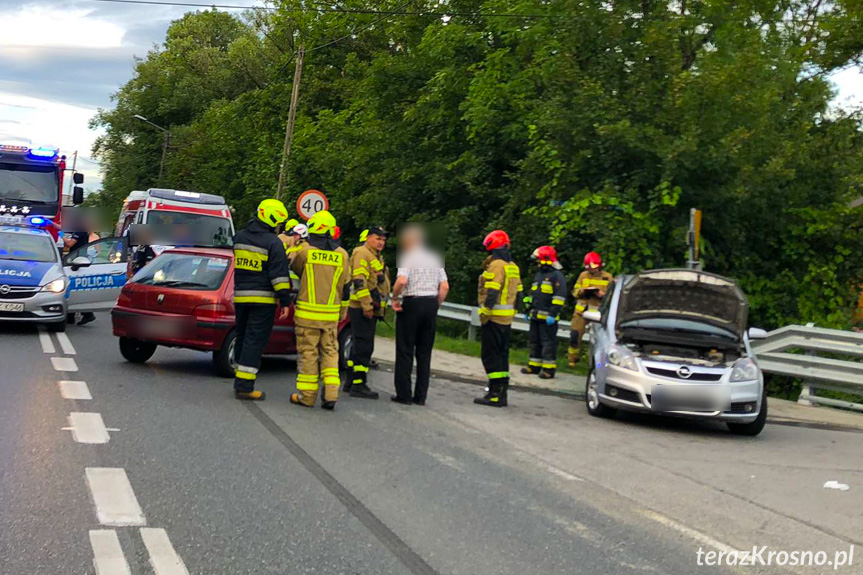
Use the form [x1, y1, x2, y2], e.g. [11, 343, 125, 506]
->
[617, 269, 748, 337]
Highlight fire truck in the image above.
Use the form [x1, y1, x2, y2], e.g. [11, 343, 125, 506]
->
[0, 142, 84, 239]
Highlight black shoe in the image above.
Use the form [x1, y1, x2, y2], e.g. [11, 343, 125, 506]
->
[342, 380, 353, 393]
[77, 313, 96, 326]
[412, 398, 425, 406]
[350, 383, 379, 399]
[391, 395, 412, 405]
[539, 369, 556, 380]
[520, 367, 539, 374]
[321, 401, 336, 410]
[473, 395, 507, 407]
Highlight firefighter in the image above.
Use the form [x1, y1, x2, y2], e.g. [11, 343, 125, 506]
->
[277, 218, 299, 246]
[232, 199, 295, 401]
[345, 227, 390, 399]
[521, 246, 567, 379]
[289, 210, 351, 410]
[568, 251, 613, 367]
[474, 230, 523, 407]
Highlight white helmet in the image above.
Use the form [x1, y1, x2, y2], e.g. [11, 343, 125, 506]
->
[290, 223, 309, 240]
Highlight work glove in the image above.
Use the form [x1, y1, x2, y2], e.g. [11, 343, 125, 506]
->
[546, 316, 557, 326]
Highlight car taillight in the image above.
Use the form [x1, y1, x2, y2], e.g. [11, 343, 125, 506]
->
[194, 303, 230, 319]
[117, 287, 132, 307]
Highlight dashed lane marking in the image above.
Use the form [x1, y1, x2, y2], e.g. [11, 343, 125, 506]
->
[56, 332, 76, 355]
[140, 528, 190, 575]
[51, 357, 78, 372]
[69, 413, 111, 444]
[546, 465, 585, 482]
[89, 530, 132, 575]
[38, 330, 55, 354]
[59, 380, 92, 400]
[85, 468, 146, 527]
[639, 509, 740, 555]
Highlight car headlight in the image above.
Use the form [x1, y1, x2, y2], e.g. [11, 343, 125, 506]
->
[730, 358, 760, 382]
[608, 344, 638, 371]
[41, 277, 67, 293]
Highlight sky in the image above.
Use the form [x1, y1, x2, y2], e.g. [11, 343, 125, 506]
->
[0, 0, 861, 196]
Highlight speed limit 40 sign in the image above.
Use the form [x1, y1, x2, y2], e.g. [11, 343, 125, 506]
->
[296, 189, 329, 220]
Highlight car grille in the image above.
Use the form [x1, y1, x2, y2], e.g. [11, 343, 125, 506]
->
[0, 286, 40, 300]
[645, 366, 723, 381]
[0, 311, 37, 318]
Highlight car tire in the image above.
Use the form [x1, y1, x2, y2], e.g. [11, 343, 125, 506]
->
[47, 320, 67, 333]
[338, 325, 352, 374]
[585, 368, 617, 419]
[119, 337, 157, 364]
[727, 390, 768, 437]
[213, 330, 237, 378]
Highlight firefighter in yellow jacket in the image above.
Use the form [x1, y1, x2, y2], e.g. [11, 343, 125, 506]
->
[568, 251, 613, 367]
[289, 210, 351, 410]
[474, 230, 522, 407]
[345, 226, 390, 399]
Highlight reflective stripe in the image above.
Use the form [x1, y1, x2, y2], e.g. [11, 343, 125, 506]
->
[542, 362, 556, 369]
[340, 300, 350, 308]
[235, 296, 277, 304]
[235, 249, 268, 272]
[234, 243, 268, 255]
[583, 278, 609, 288]
[482, 271, 495, 280]
[323, 376, 340, 386]
[236, 365, 258, 374]
[536, 312, 548, 319]
[490, 308, 516, 317]
[484, 281, 501, 290]
[353, 379, 363, 384]
[575, 304, 587, 312]
[236, 289, 276, 298]
[347, 360, 354, 367]
[370, 259, 383, 271]
[528, 359, 541, 367]
[494, 304, 514, 310]
[297, 381, 319, 391]
[540, 284, 553, 294]
[523, 296, 533, 303]
[295, 308, 339, 322]
[490, 397, 500, 402]
[352, 365, 369, 373]
[272, 282, 291, 291]
[297, 374, 319, 383]
[488, 371, 509, 379]
[321, 367, 339, 376]
[297, 301, 339, 312]
[355, 289, 371, 299]
[271, 276, 292, 286]
[353, 268, 369, 277]
[552, 296, 566, 305]
[234, 371, 256, 380]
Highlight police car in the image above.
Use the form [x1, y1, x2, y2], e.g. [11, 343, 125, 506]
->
[0, 216, 128, 331]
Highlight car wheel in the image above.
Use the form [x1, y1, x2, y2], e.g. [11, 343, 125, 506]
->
[118, 337, 157, 363]
[47, 320, 67, 333]
[213, 330, 237, 378]
[727, 390, 768, 437]
[585, 368, 617, 418]
[338, 326, 352, 373]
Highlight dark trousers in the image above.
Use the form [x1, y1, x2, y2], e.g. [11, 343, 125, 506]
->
[528, 319, 559, 370]
[394, 296, 438, 403]
[481, 321, 511, 383]
[233, 303, 276, 393]
[348, 307, 377, 385]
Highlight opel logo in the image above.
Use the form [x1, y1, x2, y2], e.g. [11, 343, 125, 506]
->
[0, 285, 9, 295]
[157, 294, 165, 304]
[677, 365, 693, 379]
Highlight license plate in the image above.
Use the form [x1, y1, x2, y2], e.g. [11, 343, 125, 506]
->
[651, 384, 730, 412]
[0, 302, 24, 312]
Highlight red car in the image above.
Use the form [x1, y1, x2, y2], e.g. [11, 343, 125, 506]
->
[111, 247, 351, 377]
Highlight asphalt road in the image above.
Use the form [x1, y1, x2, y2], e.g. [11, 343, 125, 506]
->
[1, 319, 861, 575]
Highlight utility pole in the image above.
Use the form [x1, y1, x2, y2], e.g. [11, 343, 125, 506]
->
[687, 208, 703, 270]
[159, 131, 169, 184]
[68, 150, 78, 203]
[277, 44, 305, 201]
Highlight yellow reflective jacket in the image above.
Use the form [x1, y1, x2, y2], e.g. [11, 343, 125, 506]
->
[290, 238, 350, 328]
[478, 254, 523, 326]
[572, 270, 613, 314]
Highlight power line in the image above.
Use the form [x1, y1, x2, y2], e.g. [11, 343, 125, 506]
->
[308, 0, 416, 52]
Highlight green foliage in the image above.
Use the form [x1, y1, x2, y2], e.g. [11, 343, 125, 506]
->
[90, 0, 863, 329]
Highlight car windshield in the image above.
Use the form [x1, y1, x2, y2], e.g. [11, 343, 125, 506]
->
[132, 252, 229, 290]
[619, 317, 738, 340]
[145, 210, 232, 247]
[0, 162, 59, 204]
[0, 231, 57, 262]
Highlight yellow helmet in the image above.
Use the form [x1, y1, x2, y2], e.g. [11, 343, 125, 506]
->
[257, 199, 289, 228]
[307, 210, 336, 235]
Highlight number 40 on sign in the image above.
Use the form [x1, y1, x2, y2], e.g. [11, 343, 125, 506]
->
[296, 189, 329, 221]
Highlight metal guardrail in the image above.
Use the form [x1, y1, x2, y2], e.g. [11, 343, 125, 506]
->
[752, 324, 863, 412]
[438, 302, 571, 342]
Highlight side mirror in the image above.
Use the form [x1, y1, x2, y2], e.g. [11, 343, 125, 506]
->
[72, 186, 84, 205]
[73, 173, 84, 185]
[748, 327, 768, 340]
[70, 256, 92, 271]
[583, 310, 602, 323]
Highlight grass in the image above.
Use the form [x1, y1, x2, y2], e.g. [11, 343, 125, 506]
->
[376, 315, 589, 377]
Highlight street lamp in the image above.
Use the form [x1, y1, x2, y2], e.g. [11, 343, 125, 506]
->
[134, 115, 170, 183]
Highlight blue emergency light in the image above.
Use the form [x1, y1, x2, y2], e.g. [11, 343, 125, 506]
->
[28, 147, 58, 159]
[28, 216, 47, 226]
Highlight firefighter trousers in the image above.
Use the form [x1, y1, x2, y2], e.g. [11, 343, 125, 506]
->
[348, 307, 376, 386]
[481, 321, 511, 387]
[294, 324, 340, 406]
[528, 319, 558, 372]
[233, 303, 276, 393]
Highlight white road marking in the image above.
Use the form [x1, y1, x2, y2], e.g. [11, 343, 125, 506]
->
[51, 357, 78, 372]
[56, 332, 76, 355]
[85, 468, 146, 526]
[69, 413, 111, 444]
[546, 465, 584, 482]
[89, 530, 132, 575]
[59, 380, 92, 400]
[639, 509, 740, 555]
[141, 528, 190, 575]
[38, 330, 55, 354]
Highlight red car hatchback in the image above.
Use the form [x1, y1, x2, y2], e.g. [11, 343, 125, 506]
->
[111, 247, 350, 377]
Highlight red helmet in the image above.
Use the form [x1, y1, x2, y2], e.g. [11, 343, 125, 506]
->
[584, 251, 602, 269]
[483, 230, 510, 251]
[535, 245, 558, 265]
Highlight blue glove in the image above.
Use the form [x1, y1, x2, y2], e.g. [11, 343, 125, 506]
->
[546, 316, 557, 326]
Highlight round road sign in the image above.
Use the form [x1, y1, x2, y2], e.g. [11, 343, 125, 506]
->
[296, 189, 329, 221]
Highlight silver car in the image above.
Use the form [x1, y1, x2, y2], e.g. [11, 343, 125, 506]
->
[583, 269, 768, 436]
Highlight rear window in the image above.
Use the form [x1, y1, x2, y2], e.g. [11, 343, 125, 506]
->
[132, 253, 229, 290]
[145, 210, 232, 247]
[0, 231, 57, 262]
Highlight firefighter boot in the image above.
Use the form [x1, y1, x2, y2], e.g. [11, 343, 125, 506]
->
[567, 346, 581, 368]
[473, 381, 507, 407]
[290, 390, 316, 408]
[539, 368, 556, 380]
[350, 383, 379, 400]
[235, 390, 266, 401]
[520, 365, 540, 375]
[342, 360, 354, 393]
[321, 383, 339, 410]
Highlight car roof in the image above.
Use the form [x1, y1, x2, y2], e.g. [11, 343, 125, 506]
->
[165, 247, 234, 257]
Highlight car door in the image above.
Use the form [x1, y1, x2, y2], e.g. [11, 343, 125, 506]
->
[64, 236, 129, 312]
